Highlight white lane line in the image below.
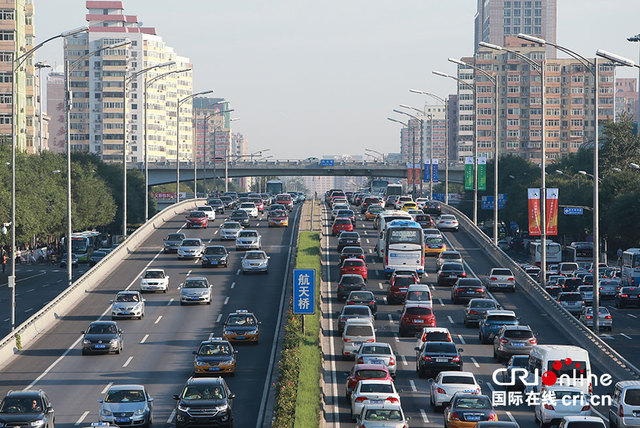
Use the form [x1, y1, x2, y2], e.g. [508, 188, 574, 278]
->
[368, 248, 372, 253]
[167, 298, 174, 306]
[0, 272, 47, 287]
[487, 382, 495, 392]
[621, 333, 633, 340]
[236, 269, 241, 276]
[628, 314, 638, 319]
[448, 315, 455, 324]
[42, 284, 49, 288]
[400, 355, 408, 366]
[166, 409, 176, 424]
[471, 357, 480, 368]
[505, 411, 516, 423]
[438, 298, 445, 306]
[214, 229, 218, 235]
[256, 223, 260, 226]
[216, 313, 222, 323]
[224, 296, 229, 305]
[27, 288, 34, 293]
[457, 334, 466, 344]
[24, 307, 33, 313]
[154, 315, 162, 325]
[3, 318, 8, 322]
[366, 238, 370, 244]
[420, 409, 429, 423]
[57, 279, 63, 283]
[187, 270, 192, 276]
[378, 283, 383, 290]
[409, 380, 417, 392]
[26, 330, 87, 390]
[376, 270, 380, 276]
[74, 410, 90, 426]
[101, 382, 113, 394]
[124, 247, 164, 291]
[387, 314, 393, 322]
[394, 334, 399, 343]
[140, 334, 149, 344]
[231, 282, 236, 289]
[122, 356, 133, 368]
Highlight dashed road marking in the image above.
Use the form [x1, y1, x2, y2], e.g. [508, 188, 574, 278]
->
[394, 334, 399, 343]
[420, 409, 429, 423]
[214, 230, 218, 235]
[187, 270, 192, 276]
[368, 248, 372, 253]
[366, 239, 370, 244]
[471, 357, 480, 368]
[457, 334, 466, 344]
[448, 315, 455, 324]
[409, 380, 417, 392]
[101, 382, 113, 394]
[216, 313, 222, 323]
[166, 409, 176, 424]
[140, 334, 149, 344]
[122, 356, 133, 368]
[24, 307, 33, 313]
[505, 411, 516, 423]
[387, 314, 393, 322]
[27, 288, 34, 293]
[400, 355, 408, 366]
[167, 298, 174, 306]
[256, 223, 260, 226]
[621, 333, 633, 340]
[231, 282, 236, 289]
[438, 298, 445, 306]
[629, 314, 638, 319]
[154, 315, 162, 324]
[74, 411, 90, 426]
[236, 269, 241, 275]
[224, 296, 229, 305]
[379, 282, 383, 289]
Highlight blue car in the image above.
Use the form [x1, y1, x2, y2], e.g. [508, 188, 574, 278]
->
[478, 310, 519, 344]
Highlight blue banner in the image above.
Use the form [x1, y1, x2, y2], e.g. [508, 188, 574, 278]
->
[481, 195, 508, 210]
[432, 161, 439, 183]
[563, 207, 583, 215]
[423, 161, 430, 182]
[293, 269, 316, 315]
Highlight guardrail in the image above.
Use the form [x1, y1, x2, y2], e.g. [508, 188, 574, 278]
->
[443, 204, 640, 382]
[0, 198, 205, 371]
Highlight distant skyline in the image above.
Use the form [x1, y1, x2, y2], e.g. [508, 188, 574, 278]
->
[35, 0, 640, 159]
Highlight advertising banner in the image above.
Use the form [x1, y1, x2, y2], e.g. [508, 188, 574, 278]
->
[478, 157, 487, 190]
[432, 159, 439, 183]
[464, 157, 474, 190]
[407, 163, 414, 184]
[423, 160, 431, 182]
[546, 188, 559, 236]
[528, 188, 541, 236]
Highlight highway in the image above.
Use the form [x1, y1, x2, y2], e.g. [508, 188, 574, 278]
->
[321, 205, 628, 427]
[0, 204, 301, 428]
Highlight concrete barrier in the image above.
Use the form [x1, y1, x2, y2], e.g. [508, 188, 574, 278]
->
[0, 199, 205, 371]
[444, 204, 640, 382]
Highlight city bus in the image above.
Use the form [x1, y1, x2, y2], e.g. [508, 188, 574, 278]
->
[563, 242, 594, 264]
[528, 240, 563, 267]
[371, 179, 389, 196]
[622, 248, 640, 286]
[374, 210, 413, 249]
[62, 231, 102, 263]
[384, 183, 403, 199]
[266, 180, 284, 195]
[382, 219, 425, 277]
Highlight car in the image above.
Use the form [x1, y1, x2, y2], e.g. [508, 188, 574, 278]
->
[346, 291, 378, 316]
[487, 268, 516, 292]
[416, 341, 464, 378]
[275, 193, 293, 210]
[394, 195, 413, 210]
[558, 416, 606, 428]
[238, 202, 259, 218]
[579, 306, 612, 331]
[342, 318, 376, 358]
[355, 342, 397, 378]
[414, 213, 435, 229]
[405, 284, 433, 306]
[415, 197, 429, 209]
[332, 217, 354, 236]
[207, 198, 225, 214]
[401, 201, 418, 212]
[186, 210, 208, 229]
[198, 205, 216, 220]
[337, 231, 361, 252]
[525, 266, 541, 278]
[0, 390, 54, 428]
[229, 209, 250, 226]
[558, 292, 585, 315]
[220, 221, 243, 240]
[223, 310, 261, 343]
[444, 393, 497, 428]
[338, 274, 367, 301]
[354, 403, 408, 428]
[387, 274, 419, 304]
[438, 262, 467, 286]
[463, 298, 500, 326]
[501, 355, 529, 390]
[241, 250, 269, 273]
[425, 200, 442, 216]
[338, 304, 374, 334]
[202, 246, 230, 268]
[430, 371, 481, 410]
[98, 384, 153, 427]
[425, 234, 447, 256]
[390, 269, 420, 284]
[578, 285, 594, 304]
[173, 377, 234, 427]
[598, 279, 620, 300]
[192, 337, 237, 375]
[59, 252, 78, 267]
[268, 203, 286, 213]
[399, 304, 436, 336]
[545, 283, 563, 299]
[492, 325, 537, 362]
[350, 379, 401, 420]
[385, 195, 399, 208]
[219, 196, 235, 209]
[365, 204, 384, 220]
[340, 246, 365, 264]
[235, 230, 261, 250]
[608, 380, 640, 428]
[89, 250, 109, 266]
[615, 287, 640, 308]
[180, 277, 212, 305]
[267, 209, 289, 227]
[81, 321, 123, 354]
[562, 278, 584, 292]
[535, 386, 591, 428]
[340, 258, 368, 281]
[250, 197, 265, 213]
[424, 227, 442, 237]
[345, 364, 392, 400]
[437, 214, 459, 231]
[437, 251, 463, 270]
[140, 268, 169, 292]
[178, 238, 205, 259]
[361, 197, 382, 213]
[337, 209, 357, 226]
[111, 290, 145, 320]
[478, 310, 519, 344]
[451, 278, 487, 304]
[416, 327, 453, 354]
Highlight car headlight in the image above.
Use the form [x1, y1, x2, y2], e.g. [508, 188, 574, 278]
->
[195, 360, 207, 366]
[30, 420, 45, 427]
[247, 329, 258, 334]
[134, 408, 146, 416]
[102, 409, 113, 416]
[83, 339, 90, 345]
[215, 404, 229, 412]
[110, 338, 118, 344]
[177, 404, 189, 412]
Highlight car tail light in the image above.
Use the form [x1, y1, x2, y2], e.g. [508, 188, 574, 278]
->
[347, 300, 354, 305]
[461, 272, 467, 277]
[343, 338, 351, 342]
[357, 357, 364, 364]
[620, 405, 624, 417]
[581, 405, 590, 411]
[450, 412, 460, 421]
[366, 338, 375, 342]
[475, 288, 485, 293]
[589, 382, 593, 394]
[354, 396, 368, 403]
[488, 412, 498, 421]
[423, 355, 432, 361]
[389, 357, 395, 366]
[386, 397, 400, 403]
[490, 277, 497, 281]
[621, 294, 629, 298]
[529, 338, 538, 344]
[605, 315, 612, 319]
[469, 310, 478, 315]
[436, 387, 446, 395]
[451, 356, 460, 362]
[586, 315, 593, 319]
[369, 301, 375, 305]
[360, 284, 366, 290]
[439, 272, 445, 277]
[500, 338, 509, 344]
[509, 277, 515, 281]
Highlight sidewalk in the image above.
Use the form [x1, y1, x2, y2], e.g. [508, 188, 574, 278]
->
[300, 198, 322, 232]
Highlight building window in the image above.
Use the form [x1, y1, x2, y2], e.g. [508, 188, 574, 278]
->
[0, 31, 14, 41]
[0, 10, 14, 20]
[0, 93, 12, 103]
[0, 114, 11, 124]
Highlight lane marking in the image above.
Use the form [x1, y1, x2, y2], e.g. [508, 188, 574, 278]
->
[378, 282, 383, 290]
[154, 315, 162, 325]
[166, 409, 176, 424]
[505, 411, 516, 423]
[621, 333, 632, 340]
[387, 314, 393, 322]
[394, 333, 399, 343]
[236, 269, 241, 275]
[457, 334, 466, 344]
[216, 313, 222, 323]
[42, 284, 49, 288]
[487, 382, 495, 392]
[231, 282, 236, 289]
[400, 355, 408, 366]
[101, 382, 113, 394]
[224, 296, 229, 305]
[122, 356, 133, 368]
[27, 288, 34, 293]
[368, 248, 372, 253]
[24, 307, 33, 313]
[628, 314, 637, 319]
[438, 298, 445, 306]
[448, 315, 455, 324]
[214, 229, 218, 234]
[409, 379, 417, 392]
[167, 298, 174, 306]
[420, 409, 429, 423]
[140, 334, 149, 344]
[471, 357, 480, 368]
[0, 272, 47, 288]
[74, 410, 90, 426]
[256, 223, 260, 226]
[592, 409, 606, 421]
[187, 270, 192, 276]
[366, 239, 370, 244]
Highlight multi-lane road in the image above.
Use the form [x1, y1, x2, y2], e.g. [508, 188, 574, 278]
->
[0, 205, 301, 427]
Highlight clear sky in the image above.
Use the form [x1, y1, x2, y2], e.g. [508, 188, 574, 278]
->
[35, 0, 640, 159]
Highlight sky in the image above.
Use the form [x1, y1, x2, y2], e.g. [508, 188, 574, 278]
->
[35, 0, 640, 160]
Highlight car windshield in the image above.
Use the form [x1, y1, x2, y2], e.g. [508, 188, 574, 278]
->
[364, 409, 402, 421]
[470, 300, 496, 309]
[181, 385, 226, 400]
[361, 345, 391, 355]
[105, 389, 145, 403]
[184, 280, 208, 289]
[182, 240, 201, 247]
[503, 329, 533, 339]
[341, 276, 364, 285]
[167, 234, 184, 241]
[245, 252, 266, 260]
[405, 306, 432, 316]
[338, 210, 353, 217]
[199, 206, 212, 211]
[144, 270, 164, 279]
[442, 375, 476, 385]
[426, 332, 450, 341]
[343, 248, 364, 255]
[343, 307, 370, 316]
[190, 212, 205, 218]
[270, 210, 287, 217]
[238, 231, 258, 238]
[454, 396, 492, 409]
[425, 342, 457, 353]
[356, 369, 387, 379]
[340, 233, 359, 239]
[198, 343, 232, 356]
[511, 356, 529, 367]
[223, 222, 241, 229]
[359, 383, 394, 393]
[205, 247, 226, 255]
[115, 293, 139, 302]
[87, 324, 117, 335]
[227, 315, 256, 326]
[0, 397, 43, 413]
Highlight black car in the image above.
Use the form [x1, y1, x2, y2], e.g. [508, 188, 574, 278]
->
[219, 196, 236, 209]
[0, 390, 54, 428]
[463, 298, 500, 326]
[202, 246, 229, 268]
[414, 214, 435, 229]
[615, 286, 640, 308]
[337, 232, 361, 252]
[229, 210, 250, 227]
[268, 203, 286, 212]
[89, 250, 109, 266]
[415, 341, 464, 378]
[360, 197, 381, 214]
[81, 321, 123, 354]
[173, 377, 234, 427]
[207, 199, 225, 214]
[424, 201, 442, 216]
[437, 262, 466, 286]
[337, 274, 366, 300]
[501, 355, 529, 390]
[561, 278, 583, 292]
[340, 246, 365, 264]
[451, 278, 487, 304]
[345, 290, 377, 315]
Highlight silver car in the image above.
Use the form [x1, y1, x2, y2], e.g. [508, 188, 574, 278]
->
[163, 232, 185, 253]
[355, 403, 408, 428]
[241, 250, 269, 273]
[235, 230, 261, 250]
[338, 305, 374, 334]
[220, 221, 243, 240]
[111, 291, 145, 320]
[177, 238, 205, 259]
[579, 306, 613, 331]
[598, 279, 621, 300]
[98, 384, 153, 427]
[355, 342, 397, 377]
[578, 285, 594, 304]
[558, 292, 585, 315]
[436, 251, 463, 270]
[180, 277, 212, 305]
[463, 298, 500, 326]
[493, 325, 537, 362]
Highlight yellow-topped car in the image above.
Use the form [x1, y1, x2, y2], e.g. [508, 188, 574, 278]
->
[401, 201, 418, 212]
[223, 310, 261, 343]
[425, 234, 447, 256]
[192, 336, 237, 375]
[365, 204, 384, 220]
[268, 209, 289, 227]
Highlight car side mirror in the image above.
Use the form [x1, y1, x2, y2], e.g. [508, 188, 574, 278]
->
[81, 331, 86, 334]
[97, 399, 103, 403]
[458, 348, 464, 353]
[46, 406, 54, 413]
[229, 393, 236, 399]
[148, 397, 154, 402]
[173, 394, 180, 400]
[192, 351, 197, 355]
[109, 299, 114, 303]
[414, 347, 419, 351]
[258, 322, 262, 325]
[118, 329, 123, 334]
[166, 276, 170, 280]
[344, 371, 350, 376]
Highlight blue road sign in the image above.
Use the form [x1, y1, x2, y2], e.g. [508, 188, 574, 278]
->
[481, 195, 507, 210]
[320, 159, 335, 167]
[563, 207, 584, 215]
[293, 269, 316, 315]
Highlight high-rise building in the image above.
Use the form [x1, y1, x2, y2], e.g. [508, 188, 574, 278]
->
[230, 132, 248, 189]
[456, 58, 475, 161]
[46, 72, 65, 153]
[615, 78, 638, 122]
[399, 108, 447, 165]
[192, 97, 231, 164]
[0, 0, 37, 152]
[474, 0, 557, 57]
[65, 1, 193, 163]
[447, 94, 459, 162]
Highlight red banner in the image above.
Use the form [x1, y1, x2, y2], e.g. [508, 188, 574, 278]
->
[406, 164, 421, 185]
[528, 188, 541, 236]
[545, 188, 559, 236]
[407, 164, 413, 184]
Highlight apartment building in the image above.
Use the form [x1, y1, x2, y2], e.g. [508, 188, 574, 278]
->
[192, 97, 231, 164]
[614, 77, 638, 122]
[46, 71, 65, 153]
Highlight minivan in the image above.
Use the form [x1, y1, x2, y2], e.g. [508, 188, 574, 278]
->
[609, 380, 640, 428]
[527, 345, 592, 395]
[342, 319, 375, 358]
[559, 262, 579, 277]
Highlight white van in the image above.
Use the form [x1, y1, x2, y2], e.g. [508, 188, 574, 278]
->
[375, 210, 413, 258]
[527, 345, 592, 395]
[609, 380, 640, 428]
[342, 318, 375, 358]
[404, 284, 433, 307]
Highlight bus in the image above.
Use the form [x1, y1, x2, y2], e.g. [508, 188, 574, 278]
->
[371, 179, 389, 196]
[382, 220, 425, 277]
[528, 240, 563, 267]
[622, 248, 640, 286]
[563, 242, 594, 264]
[384, 184, 403, 199]
[374, 210, 413, 244]
[62, 231, 102, 263]
[266, 180, 284, 195]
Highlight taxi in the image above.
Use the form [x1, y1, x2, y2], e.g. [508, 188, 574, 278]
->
[192, 336, 237, 375]
[401, 201, 418, 212]
[223, 310, 261, 343]
[425, 234, 447, 256]
[364, 204, 383, 220]
[268, 209, 289, 227]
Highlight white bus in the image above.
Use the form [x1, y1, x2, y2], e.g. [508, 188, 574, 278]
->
[563, 242, 594, 264]
[375, 210, 413, 255]
[384, 184, 403, 199]
[622, 248, 640, 286]
[382, 220, 425, 277]
[529, 241, 562, 266]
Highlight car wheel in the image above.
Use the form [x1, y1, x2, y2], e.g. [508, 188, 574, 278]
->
[479, 332, 484, 343]
[115, 346, 120, 355]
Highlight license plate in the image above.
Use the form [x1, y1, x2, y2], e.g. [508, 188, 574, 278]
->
[369, 400, 384, 404]
[353, 342, 362, 347]
[499, 284, 509, 287]
[95, 344, 106, 349]
[630, 296, 638, 298]
[236, 336, 245, 340]
[370, 359, 385, 365]
[512, 342, 525, 347]
[449, 275, 457, 278]
[212, 261, 218, 264]
[634, 411, 640, 417]
[467, 416, 481, 421]
[122, 312, 132, 315]
[414, 319, 424, 323]
[436, 358, 448, 363]
[208, 367, 220, 371]
[116, 418, 131, 423]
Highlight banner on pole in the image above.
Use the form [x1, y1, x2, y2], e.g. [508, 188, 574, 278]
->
[464, 157, 474, 190]
[478, 157, 487, 191]
[432, 159, 439, 183]
[528, 188, 541, 236]
[423, 160, 431, 182]
[546, 188, 559, 236]
[407, 163, 413, 184]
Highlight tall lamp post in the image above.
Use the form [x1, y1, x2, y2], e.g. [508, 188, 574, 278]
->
[201, 103, 234, 194]
[34, 61, 51, 153]
[387, 117, 415, 195]
[365, 148, 385, 162]
[627, 35, 640, 134]
[393, 109, 425, 195]
[398, 105, 433, 198]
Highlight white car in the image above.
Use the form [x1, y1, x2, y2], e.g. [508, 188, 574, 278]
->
[416, 327, 452, 356]
[578, 306, 612, 331]
[332, 204, 349, 219]
[351, 379, 401, 420]
[140, 268, 169, 293]
[342, 318, 375, 358]
[111, 290, 145, 319]
[430, 371, 481, 409]
[535, 387, 591, 427]
[488, 267, 516, 292]
[436, 214, 459, 231]
[354, 403, 408, 428]
[404, 284, 433, 307]
[241, 250, 269, 273]
[415, 197, 429, 209]
[220, 221, 243, 240]
[179, 277, 212, 305]
[238, 202, 259, 218]
[394, 196, 413, 210]
[197, 205, 216, 220]
[437, 251, 463, 270]
[177, 238, 205, 259]
[355, 342, 397, 377]
[236, 230, 261, 250]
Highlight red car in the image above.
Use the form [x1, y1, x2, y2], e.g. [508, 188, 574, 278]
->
[388, 274, 418, 304]
[186, 210, 208, 229]
[275, 193, 293, 210]
[344, 364, 393, 399]
[399, 304, 436, 336]
[390, 270, 420, 284]
[332, 218, 353, 236]
[251, 198, 265, 212]
[340, 258, 368, 281]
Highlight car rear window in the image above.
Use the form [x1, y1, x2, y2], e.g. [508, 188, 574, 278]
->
[425, 332, 450, 341]
[335, 219, 351, 225]
[204, 247, 226, 255]
[405, 307, 432, 316]
[343, 307, 370, 316]
[344, 325, 374, 337]
[359, 383, 394, 393]
[458, 286, 482, 292]
[578, 286, 592, 293]
[355, 369, 387, 379]
[470, 300, 496, 309]
[344, 260, 364, 268]
[341, 232, 359, 239]
[361, 345, 391, 355]
[442, 375, 475, 385]
[394, 277, 417, 287]
[504, 329, 533, 339]
[559, 293, 582, 302]
[487, 315, 517, 322]
[442, 263, 463, 271]
[453, 396, 491, 409]
[493, 269, 513, 276]
[425, 342, 457, 353]
[624, 388, 640, 405]
[442, 253, 461, 260]
[341, 276, 364, 285]
[564, 422, 606, 428]
[182, 239, 201, 246]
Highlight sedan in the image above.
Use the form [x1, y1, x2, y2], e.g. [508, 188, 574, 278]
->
[350, 380, 401, 421]
[202, 245, 229, 268]
[451, 278, 487, 304]
[416, 341, 464, 378]
[197, 205, 216, 221]
[501, 355, 529, 390]
[337, 209, 357, 227]
[177, 238, 205, 259]
[425, 201, 442, 216]
[430, 371, 481, 410]
[241, 250, 269, 273]
[220, 221, 243, 240]
[345, 364, 392, 400]
[598, 280, 620, 300]
[89, 250, 109, 266]
[437, 214, 459, 231]
[238, 202, 259, 218]
[399, 304, 436, 336]
[488, 268, 516, 292]
[337, 274, 366, 301]
[463, 298, 500, 326]
[340, 246, 365, 264]
[438, 262, 467, 286]
[437, 251, 463, 270]
[235, 230, 261, 250]
[354, 403, 408, 428]
[337, 231, 361, 251]
[332, 218, 354, 236]
[185, 210, 208, 229]
[534, 387, 591, 428]
[355, 342, 397, 378]
[615, 287, 640, 308]
[98, 384, 153, 427]
[346, 291, 377, 316]
[444, 393, 497, 428]
[338, 305, 374, 334]
[179, 277, 212, 305]
[578, 285, 594, 304]
[579, 306, 612, 331]
[81, 321, 123, 354]
[340, 258, 368, 281]
[492, 325, 537, 362]
[140, 268, 169, 293]
[229, 210, 250, 226]
[206, 198, 225, 214]
[111, 291, 145, 320]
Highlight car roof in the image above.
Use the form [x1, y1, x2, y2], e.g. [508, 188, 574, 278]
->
[239, 229, 258, 233]
[358, 378, 394, 385]
[562, 416, 605, 422]
[616, 380, 640, 388]
[440, 370, 476, 378]
[185, 376, 225, 386]
[342, 305, 370, 311]
[344, 318, 374, 326]
[485, 310, 516, 316]
[407, 284, 430, 289]
[146, 268, 165, 272]
[107, 384, 145, 391]
[341, 274, 364, 279]
[422, 327, 450, 333]
[441, 251, 461, 256]
[343, 258, 365, 263]
[360, 403, 403, 411]
[501, 325, 530, 331]
[361, 342, 391, 348]
[353, 363, 388, 371]
[5, 390, 43, 397]
[116, 290, 140, 295]
[186, 276, 207, 281]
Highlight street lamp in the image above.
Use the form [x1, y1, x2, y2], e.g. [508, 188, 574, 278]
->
[627, 34, 640, 133]
[393, 108, 424, 196]
[399, 104, 433, 198]
[201, 103, 234, 194]
[34, 61, 51, 153]
[365, 148, 385, 162]
[387, 117, 415, 196]
[631, 162, 640, 170]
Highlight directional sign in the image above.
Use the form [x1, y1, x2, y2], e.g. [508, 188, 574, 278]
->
[320, 159, 335, 167]
[481, 195, 507, 210]
[563, 207, 584, 215]
[293, 269, 316, 315]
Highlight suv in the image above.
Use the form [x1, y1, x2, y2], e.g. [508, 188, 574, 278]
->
[558, 416, 606, 428]
[399, 304, 435, 336]
[0, 390, 54, 428]
[478, 310, 519, 344]
[488, 268, 516, 292]
[173, 377, 234, 427]
[609, 380, 640, 428]
[492, 325, 537, 362]
[558, 292, 585, 315]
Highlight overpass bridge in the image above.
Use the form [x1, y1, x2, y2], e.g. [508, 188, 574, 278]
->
[136, 160, 466, 187]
